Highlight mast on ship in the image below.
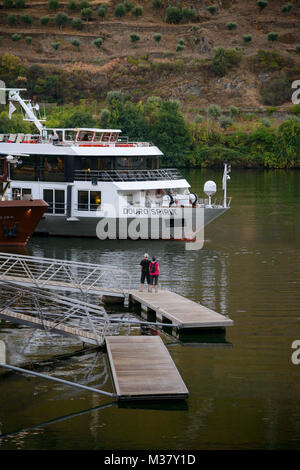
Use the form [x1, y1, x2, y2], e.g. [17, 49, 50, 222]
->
[0, 88, 46, 138]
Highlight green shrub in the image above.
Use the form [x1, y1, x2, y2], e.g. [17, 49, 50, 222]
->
[261, 77, 291, 105]
[131, 6, 143, 17]
[81, 7, 92, 20]
[67, 0, 77, 11]
[107, 90, 124, 104]
[130, 33, 140, 44]
[11, 33, 22, 41]
[261, 117, 271, 127]
[152, 0, 162, 8]
[207, 5, 217, 14]
[21, 13, 32, 25]
[182, 7, 196, 21]
[15, 0, 26, 7]
[71, 38, 80, 50]
[25, 36, 32, 45]
[114, 3, 126, 17]
[123, 0, 133, 11]
[166, 6, 182, 24]
[55, 12, 68, 28]
[219, 115, 233, 129]
[71, 17, 82, 29]
[7, 14, 17, 25]
[226, 22, 237, 31]
[100, 108, 111, 127]
[268, 32, 278, 44]
[79, 0, 89, 8]
[295, 45, 300, 53]
[257, 0, 268, 11]
[153, 33, 161, 43]
[51, 41, 61, 50]
[289, 104, 300, 114]
[93, 37, 103, 49]
[176, 44, 185, 52]
[208, 104, 221, 119]
[48, 0, 59, 11]
[3, 0, 14, 7]
[281, 4, 293, 12]
[243, 34, 252, 44]
[40, 16, 50, 25]
[97, 6, 107, 18]
[230, 105, 239, 117]
[212, 47, 242, 76]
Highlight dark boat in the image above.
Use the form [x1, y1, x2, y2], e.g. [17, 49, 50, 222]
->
[0, 153, 48, 246]
[0, 199, 48, 246]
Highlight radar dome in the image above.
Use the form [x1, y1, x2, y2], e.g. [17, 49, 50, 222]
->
[204, 180, 217, 197]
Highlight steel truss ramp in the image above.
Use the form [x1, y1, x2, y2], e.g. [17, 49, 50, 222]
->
[0, 252, 131, 299]
[0, 280, 121, 346]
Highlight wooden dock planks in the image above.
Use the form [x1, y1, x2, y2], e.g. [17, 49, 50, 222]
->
[105, 335, 189, 400]
[129, 289, 234, 329]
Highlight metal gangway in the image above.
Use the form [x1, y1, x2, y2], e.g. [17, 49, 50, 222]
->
[0, 280, 122, 346]
[0, 252, 131, 300]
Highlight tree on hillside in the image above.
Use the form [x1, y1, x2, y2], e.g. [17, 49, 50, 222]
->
[114, 3, 126, 17]
[61, 110, 96, 128]
[257, 0, 268, 11]
[166, 6, 182, 24]
[81, 7, 93, 20]
[148, 100, 191, 166]
[48, 0, 59, 11]
[153, 33, 162, 44]
[131, 6, 143, 18]
[207, 5, 217, 15]
[267, 32, 279, 47]
[55, 12, 68, 29]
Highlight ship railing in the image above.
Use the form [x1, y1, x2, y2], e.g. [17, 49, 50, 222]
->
[197, 197, 232, 208]
[74, 169, 183, 182]
[0, 133, 41, 143]
[0, 252, 132, 299]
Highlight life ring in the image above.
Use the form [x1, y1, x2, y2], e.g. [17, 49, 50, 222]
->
[167, 194, 174, 206]
[189, 192, 198, 206]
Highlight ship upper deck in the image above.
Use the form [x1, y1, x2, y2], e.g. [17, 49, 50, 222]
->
[0, 128, 155, 148]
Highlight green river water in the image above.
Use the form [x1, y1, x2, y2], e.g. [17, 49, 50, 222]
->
[0, 168, 299, 451]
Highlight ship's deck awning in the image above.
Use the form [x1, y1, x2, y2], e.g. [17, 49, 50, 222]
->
[47, 128, 122, 133]
[113, 180, 190, 190]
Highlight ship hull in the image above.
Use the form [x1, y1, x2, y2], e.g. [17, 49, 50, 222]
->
[35, 207, 228, 239]
[0, 200, 49, 246]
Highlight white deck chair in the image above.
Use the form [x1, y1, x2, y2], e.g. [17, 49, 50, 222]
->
[0, 134, 4, 142]
[8, 134, 16, 143]
[16, 133, 25, 143]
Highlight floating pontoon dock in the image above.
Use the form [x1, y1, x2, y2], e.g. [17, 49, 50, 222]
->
[105, 335, 189, 401]
[129, 289, 234, 334]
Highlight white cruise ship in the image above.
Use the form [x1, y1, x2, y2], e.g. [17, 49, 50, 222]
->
[0, 88, 231, 240]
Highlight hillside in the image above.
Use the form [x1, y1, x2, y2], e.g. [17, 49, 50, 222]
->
[0, 0, 299, 115]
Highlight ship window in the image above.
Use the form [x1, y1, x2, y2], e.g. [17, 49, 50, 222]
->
[78, 190, 101, 211]
[12, 188, 32, 200]
[97, 158, 114, 171]
[11, 155, 36, 181]
[43, 189, 65, 214]
[39, 155, 65, 182]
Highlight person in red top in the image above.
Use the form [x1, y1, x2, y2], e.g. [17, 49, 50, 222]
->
[149, 256, 160, 293]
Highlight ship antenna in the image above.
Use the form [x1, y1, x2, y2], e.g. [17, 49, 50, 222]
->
[0, 88, 46, 134]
